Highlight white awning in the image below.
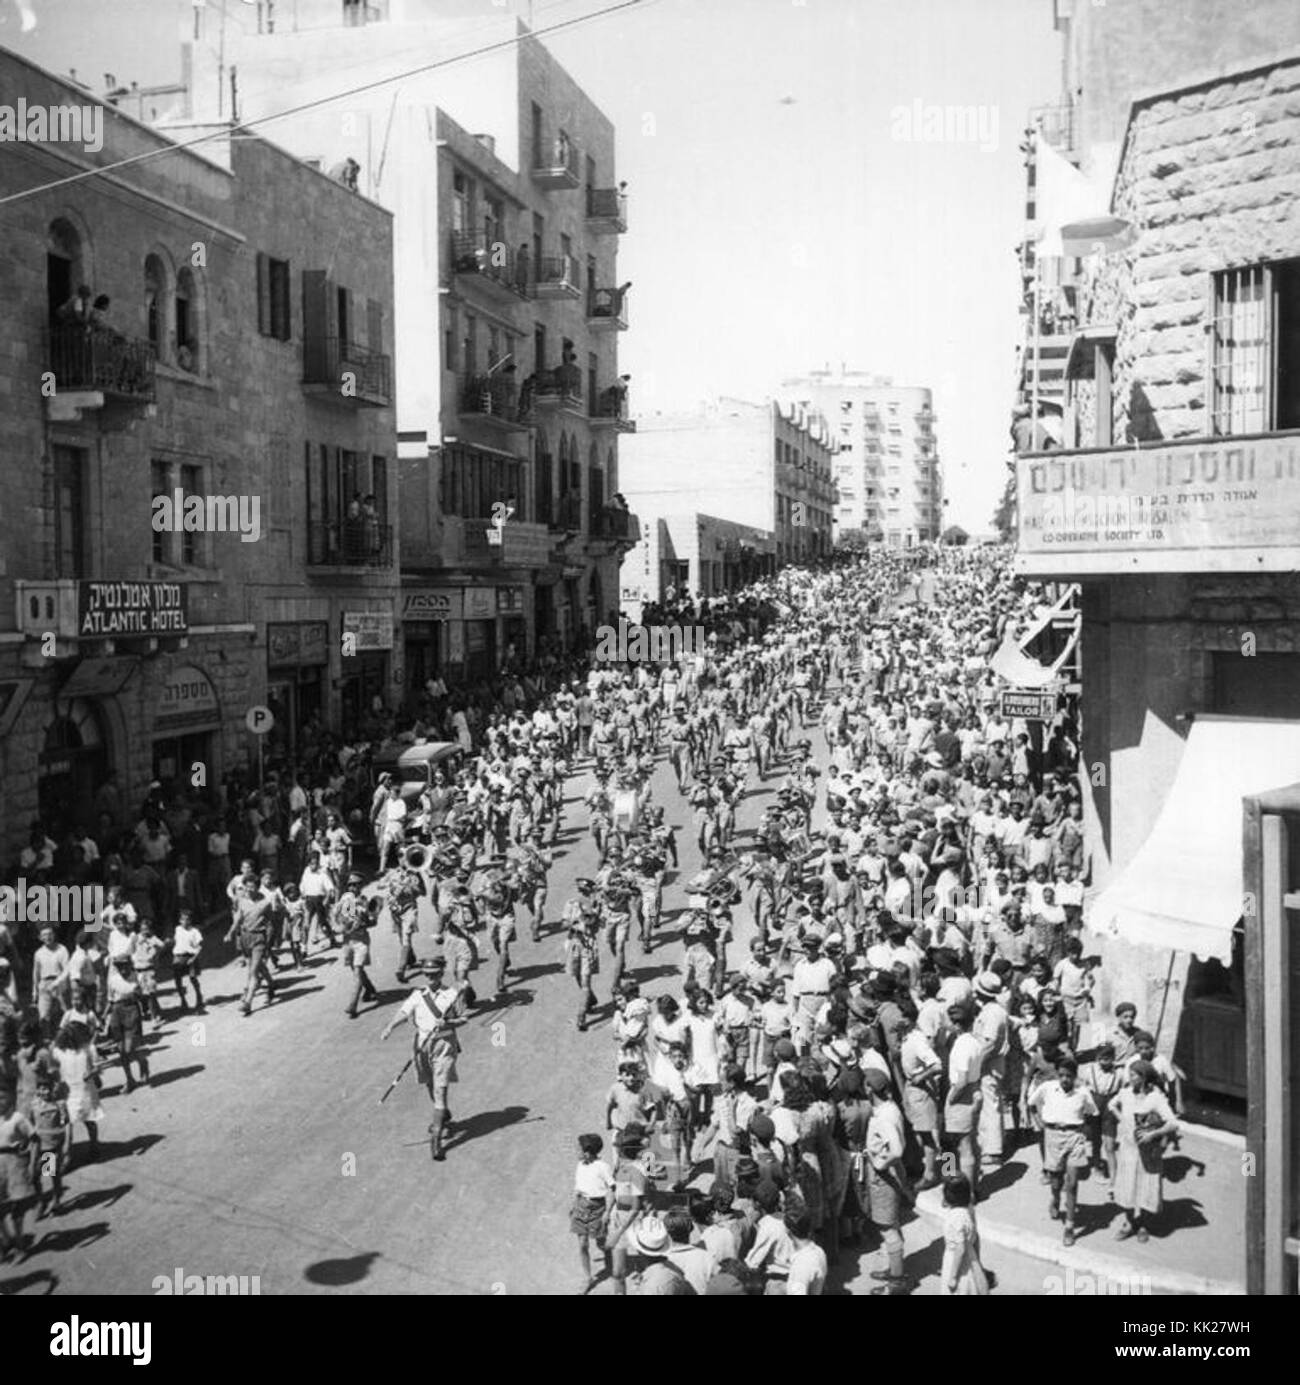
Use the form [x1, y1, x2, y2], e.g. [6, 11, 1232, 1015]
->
[1088, 716, 1300, 964]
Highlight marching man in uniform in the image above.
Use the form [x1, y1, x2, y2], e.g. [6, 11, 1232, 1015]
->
[381, 957, 468, 1163]
[386, 848, 427, 984]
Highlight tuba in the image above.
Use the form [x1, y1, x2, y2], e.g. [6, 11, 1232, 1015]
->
[404, 843, 428, 870]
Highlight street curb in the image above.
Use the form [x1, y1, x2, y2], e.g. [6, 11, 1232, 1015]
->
[912, 1189, 1246, 1296]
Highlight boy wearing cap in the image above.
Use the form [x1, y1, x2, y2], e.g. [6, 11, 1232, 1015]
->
[381, 959, 466, 1161]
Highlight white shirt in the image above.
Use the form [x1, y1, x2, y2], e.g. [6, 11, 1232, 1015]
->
[573, 1158, 615, 1200]
[787, 1243, 828, 1295]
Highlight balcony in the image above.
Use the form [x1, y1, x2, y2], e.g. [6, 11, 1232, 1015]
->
[47, 326, 155, 416]
[586, 286, 629, 331]
[459, 517, 554, 568]
[585, 186, 628, 234]
[307, 518, 393, 568]
[590, 382, 635, 432]
[590, 504, 639, 546]
[303, 336, 392, 407]
[532, 253, 581, 301]
[532, 135, 580, 189]
[1028, 102, 1076, 156]
[449, 232, 529, 304]
[530, 367, 585, 416]
[459, 373, 530, 431]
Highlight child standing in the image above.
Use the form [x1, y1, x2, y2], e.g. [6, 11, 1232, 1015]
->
[1083, 1043, 1123, 1184]
[170, 907, 206, 1014]
[940, 1174, 991, 1295]
[131, 920, 165, 1025]
[570, 1132, 614, 1294]
[29, 1072, 71, 1219]
[1053, 937, 1094, 1052]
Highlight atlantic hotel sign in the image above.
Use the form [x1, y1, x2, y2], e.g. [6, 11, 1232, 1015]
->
[1016, 433, 1300, 574]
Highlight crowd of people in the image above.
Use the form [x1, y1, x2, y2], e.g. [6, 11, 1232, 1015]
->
[0, 544, 1185, 1291]
[560, 547, 1182, 1295]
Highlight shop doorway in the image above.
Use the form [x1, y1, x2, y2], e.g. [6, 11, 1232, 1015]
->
[39, 699, 109, 836]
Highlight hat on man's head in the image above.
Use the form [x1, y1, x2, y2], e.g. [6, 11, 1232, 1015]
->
[862, 1068, 892, 1096]
[749, 1113, 776, 1143]
[628, 1216, 671, 1257]
[975, 971, 1004, 998]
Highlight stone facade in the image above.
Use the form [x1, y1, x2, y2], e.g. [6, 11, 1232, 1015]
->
[0, 48, 397, 862]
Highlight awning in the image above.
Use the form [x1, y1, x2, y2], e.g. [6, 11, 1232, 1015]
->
[60, 657, 139, 700]
[989, 586, 1078, 686]
[1088, 716, 1300, 964]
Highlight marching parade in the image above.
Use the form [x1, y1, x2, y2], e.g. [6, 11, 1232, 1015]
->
[2, 542, 1188, 1294]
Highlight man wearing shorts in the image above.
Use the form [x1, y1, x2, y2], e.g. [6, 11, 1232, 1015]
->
[381, 958, 467, 1162]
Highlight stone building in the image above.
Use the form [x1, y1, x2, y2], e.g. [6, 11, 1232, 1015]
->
[619, 514, 775, 617]
[782, 370, 942, 547]
[1013, 43, 1300, 1293]
[619, 398, 835, 577]
[0, 47, 397, 858]
[184, 0, 638, 685]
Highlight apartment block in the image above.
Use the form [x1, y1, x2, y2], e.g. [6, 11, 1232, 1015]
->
[0, 46, 397, 859]
[185, 0, 637, 683]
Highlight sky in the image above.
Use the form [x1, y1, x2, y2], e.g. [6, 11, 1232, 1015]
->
[1, 0, 1063, 529]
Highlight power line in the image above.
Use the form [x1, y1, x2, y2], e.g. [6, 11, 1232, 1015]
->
[0, 0, 649, 208]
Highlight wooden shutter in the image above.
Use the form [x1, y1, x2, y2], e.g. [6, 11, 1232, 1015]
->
[256, 252, 271, 336]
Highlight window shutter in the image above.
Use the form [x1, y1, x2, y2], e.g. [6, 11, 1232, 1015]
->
[273, 261, 291, 341]
[256, 252, 271, 337]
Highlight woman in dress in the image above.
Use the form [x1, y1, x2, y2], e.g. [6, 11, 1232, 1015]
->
[647, 995, 689, 1091]
[685, 989, 722, 1134]
[941, 1173, 991, 1295]
[52, 1018, 104, 1163]
[1111, 1059, 1178, 1242]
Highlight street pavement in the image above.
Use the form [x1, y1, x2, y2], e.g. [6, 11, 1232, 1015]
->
[0, 673, 1239, 1297]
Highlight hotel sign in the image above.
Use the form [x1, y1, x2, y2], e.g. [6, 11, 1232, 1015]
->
[78, 581, 188, 637]
[1017, 434, 1300, 573]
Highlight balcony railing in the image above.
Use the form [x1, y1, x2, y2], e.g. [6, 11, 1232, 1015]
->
[532, 135, 580, 188]
[49, 325, 155, 401]
[592, 505, 637, 541]
[531, 367, 585, 411]
[307, 518, 393, 567]
[590, 383, 635, 431]
[533, 254, 581, 299]
[303, 336, 392, 406]
[585, 186, 628, 233]
[460, 372, 526, 424]
[449, 232, 529, 300]
[586, 286, 629, 330]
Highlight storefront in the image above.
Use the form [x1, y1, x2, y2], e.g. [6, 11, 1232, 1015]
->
[498, 585, 526, 667]
[401, 589, 461, 697]
[341, 610, 393, 729]
[267, 621, 328, 756]
[151, 663, 221, 793]
[463, 587, 496, 682]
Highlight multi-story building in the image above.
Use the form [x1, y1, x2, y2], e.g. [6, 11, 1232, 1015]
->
[620, 514, 775, 618]
[619, 398, 835, 590]
[0, 46, 398, 858]
[782, 370, 942, 545]
[185, 0, 637, 686]
[1010, 9, 1300, 1292]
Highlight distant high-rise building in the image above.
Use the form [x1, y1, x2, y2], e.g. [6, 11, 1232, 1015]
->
[782, 369, 941, 547]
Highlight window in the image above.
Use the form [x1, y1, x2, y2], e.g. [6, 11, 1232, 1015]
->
[53, 445, 87, 578]
[531, 103, 544, 168]
[534, 322, 546, 373]
[462, 314, 476, 377]
[175, 267, 198, 373]
[487, 325, 500, 371]
[256, 253, 291, 341]
[483, 196, 503, 249]
[532, 213, 544, 276]
[181, 463, 202, 565]
[1210, 259, 1300, 435]
[145, 255, 167, 357]
[587, 351, 598, 414]
[47, 219, 83, 325]
[452, 170, 472, 236]
[151, 460, 169, 563]
[445, 309, 457, 372]
[774, 439, 782, 466]
[560, 233, 573, 276]
[336, 286, 353, 351]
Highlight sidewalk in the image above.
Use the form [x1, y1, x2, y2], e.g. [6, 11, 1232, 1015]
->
[911, 1127, 1245, 1295]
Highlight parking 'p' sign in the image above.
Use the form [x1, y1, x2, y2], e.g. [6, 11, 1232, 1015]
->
[245, 705, 275, 735]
